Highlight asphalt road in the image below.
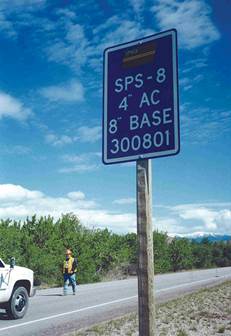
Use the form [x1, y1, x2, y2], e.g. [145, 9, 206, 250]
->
[0, 267, 231, 336]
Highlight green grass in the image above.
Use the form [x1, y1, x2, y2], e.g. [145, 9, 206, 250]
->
[177, 330, 188, 336]
[217, 325, 226, 333]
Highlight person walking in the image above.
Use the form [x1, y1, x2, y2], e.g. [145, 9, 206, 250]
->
[63, 248, 77, 296]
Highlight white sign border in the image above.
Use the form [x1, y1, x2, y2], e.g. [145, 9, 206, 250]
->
[103, 29, 179, 164]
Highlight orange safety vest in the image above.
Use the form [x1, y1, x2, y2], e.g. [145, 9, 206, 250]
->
[63, 256, 77, 274]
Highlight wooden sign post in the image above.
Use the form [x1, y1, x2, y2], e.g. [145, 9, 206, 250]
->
[136, 159, 155, 335]
[103, 29, 179, 336]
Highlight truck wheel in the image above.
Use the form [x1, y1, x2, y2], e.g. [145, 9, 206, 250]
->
[6, 286, 29, 319]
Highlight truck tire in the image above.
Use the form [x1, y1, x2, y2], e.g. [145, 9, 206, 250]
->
[6, 286, 29, 319]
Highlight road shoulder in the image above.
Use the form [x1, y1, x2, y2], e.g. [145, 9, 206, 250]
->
[72, 280, 231, 336]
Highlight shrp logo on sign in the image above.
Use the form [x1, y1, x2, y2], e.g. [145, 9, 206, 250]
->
[103, 29, 180, 164]
[122, 42, 156, 68]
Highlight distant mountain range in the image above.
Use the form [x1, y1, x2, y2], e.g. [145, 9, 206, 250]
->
[172, 232, 231, 243]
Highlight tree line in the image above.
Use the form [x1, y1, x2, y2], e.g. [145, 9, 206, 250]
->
[0, 214, 231, 286]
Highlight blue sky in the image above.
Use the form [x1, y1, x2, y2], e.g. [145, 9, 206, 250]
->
[0, 0, 230, 235]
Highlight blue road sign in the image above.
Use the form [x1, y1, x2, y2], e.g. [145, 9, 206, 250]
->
[103, 29, 180, 164]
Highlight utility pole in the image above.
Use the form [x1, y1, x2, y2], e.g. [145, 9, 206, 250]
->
[136, 159, 155, 336]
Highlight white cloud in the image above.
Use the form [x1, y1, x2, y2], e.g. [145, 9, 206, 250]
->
[152, 0, 220, 49]
[0, 91, 32, 121]
[113, 198, 136, 205]
[55, 8, 76, 20]
[175, 206, 218, 230]
[0, 184, 43, 202]
[0, 184, 136, 233]
[179, 74, 203, 91]
[1, 4, 153, 73]
[0, 145, 31, 155]
[93, 16, 153, 53]
[45, 19, 90, 71]
[0, 12, 16, 37]
[129, 0, 145, 14]
[67, 191, 85, 200]
[45, 133, 73, 147]
[59, 153, 101, 173]
[151, 202, 231, 235]
[46, 12, 154, 73]
[0, 0, 47, 37]
[59, 165, 99, 173]
[0, 0, 46, 8]
[39, 80, 84, 102]
[181, 106, 231, 144]
[182, 58, 208, 74]
[0, 185, 230, 235]
[45, 125, 101, 147]
[75, 126, 101, 143]
[86, 212, 136, 233]
[169, 203, 231, 234]
[154, 217, 180, 233]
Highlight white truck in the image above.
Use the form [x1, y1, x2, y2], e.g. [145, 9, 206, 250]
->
[0, 257, 36, 319]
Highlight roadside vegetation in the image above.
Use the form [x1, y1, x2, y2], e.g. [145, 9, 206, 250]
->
[1, 214, 231, 286]
[72, 281, 231, 336]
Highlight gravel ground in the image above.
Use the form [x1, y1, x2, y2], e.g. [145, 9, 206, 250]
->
[68, 281, 231, 336]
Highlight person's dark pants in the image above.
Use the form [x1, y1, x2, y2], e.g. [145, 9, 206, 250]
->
[63, 273, 77, 295]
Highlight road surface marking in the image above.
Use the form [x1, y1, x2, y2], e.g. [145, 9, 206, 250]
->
[0, 274, 230, 332]
[157, 275, 228, 292]
[0, 296, 137, 332]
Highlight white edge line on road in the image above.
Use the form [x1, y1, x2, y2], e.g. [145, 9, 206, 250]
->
[156, 274, 229, 293]
[0, 274, 230, 332]
[0, 296, 137, 332]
